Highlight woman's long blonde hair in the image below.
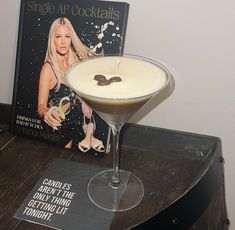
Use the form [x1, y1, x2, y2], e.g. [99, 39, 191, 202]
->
[45, 17, 92, 90]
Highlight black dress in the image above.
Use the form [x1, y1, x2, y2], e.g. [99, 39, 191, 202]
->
[44, 62, 85, 149]
[48, 82, 85, 149]
[43, 63, 108, 153]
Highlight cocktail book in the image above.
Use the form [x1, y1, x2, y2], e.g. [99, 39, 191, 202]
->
[11, 0, 129, 155]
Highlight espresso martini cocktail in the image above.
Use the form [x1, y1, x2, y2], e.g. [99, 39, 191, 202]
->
[67, 56, 168, 125]
[66, 55, 172, 212]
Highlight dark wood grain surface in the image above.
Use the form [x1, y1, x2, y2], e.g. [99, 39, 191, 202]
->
[0, 124, 228, 230]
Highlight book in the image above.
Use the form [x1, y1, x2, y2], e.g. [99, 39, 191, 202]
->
[11, 0, 129, 155]
[14, 158, 114, 230]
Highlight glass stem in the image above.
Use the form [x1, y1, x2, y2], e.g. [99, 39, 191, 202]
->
[110, 123, 123, 189]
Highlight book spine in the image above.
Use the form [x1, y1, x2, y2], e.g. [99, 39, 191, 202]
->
[11, 0, 26, 134]
[119, 3, 129, 55]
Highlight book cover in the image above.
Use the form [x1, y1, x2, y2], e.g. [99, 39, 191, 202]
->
[11, 0, 129, 155]
[14, 158, 115, 230]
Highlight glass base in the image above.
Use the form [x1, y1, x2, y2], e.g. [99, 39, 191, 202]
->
[87, 169, 144, 212]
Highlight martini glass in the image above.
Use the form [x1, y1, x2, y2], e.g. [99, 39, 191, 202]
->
[49, 97, 71, 120]
[66, 54, 172, 212]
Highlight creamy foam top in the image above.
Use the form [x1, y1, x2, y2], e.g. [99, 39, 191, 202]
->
[67, 56, 168, 99]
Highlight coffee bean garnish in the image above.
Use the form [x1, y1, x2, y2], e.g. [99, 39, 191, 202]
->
[109, 76, 122, 83]
[94, 75, 122, 86]
[94, 74, 106, 81]
[97, 79, 110, 86]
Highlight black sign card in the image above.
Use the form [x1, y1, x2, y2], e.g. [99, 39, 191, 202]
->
[14, 158, 114, 230]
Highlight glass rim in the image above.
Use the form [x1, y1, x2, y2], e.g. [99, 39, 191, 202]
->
[66, 53, 173, 101]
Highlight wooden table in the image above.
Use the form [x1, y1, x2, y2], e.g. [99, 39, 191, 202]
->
[0, 124, 229, 229]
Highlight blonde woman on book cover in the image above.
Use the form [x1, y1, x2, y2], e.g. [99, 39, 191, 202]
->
[38, 17, 105, 153]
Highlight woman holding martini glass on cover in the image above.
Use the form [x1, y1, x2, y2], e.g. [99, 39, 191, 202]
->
[38, 17, 105, 152]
